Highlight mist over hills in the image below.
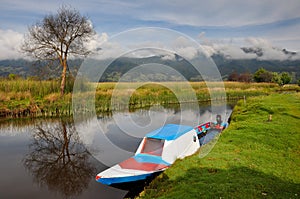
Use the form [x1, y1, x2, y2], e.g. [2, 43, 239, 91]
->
[0, 47, 299, 81]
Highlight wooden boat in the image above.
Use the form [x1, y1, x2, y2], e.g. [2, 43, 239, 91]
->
[96, 124, 200, 185]
[96, 120, 228, 185]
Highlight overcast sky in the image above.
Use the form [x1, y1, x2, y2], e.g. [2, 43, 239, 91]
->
[1, 0, 300, 60]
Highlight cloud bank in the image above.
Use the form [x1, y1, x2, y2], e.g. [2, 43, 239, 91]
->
[200, 35, 300, 60]
[0, 29, 299, 61]
[0, 29, 24, 60]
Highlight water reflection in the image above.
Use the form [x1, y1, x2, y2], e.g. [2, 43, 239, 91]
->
[23, 119, 96, 198]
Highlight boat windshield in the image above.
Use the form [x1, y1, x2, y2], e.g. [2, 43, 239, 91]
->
[141, 138, 164, 156]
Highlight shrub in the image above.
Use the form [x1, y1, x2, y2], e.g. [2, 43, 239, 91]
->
[280, 72, 292, 85]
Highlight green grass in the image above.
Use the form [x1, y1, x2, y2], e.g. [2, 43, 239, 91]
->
[0, 79, 73, 117]
[138, 93, 300, 199]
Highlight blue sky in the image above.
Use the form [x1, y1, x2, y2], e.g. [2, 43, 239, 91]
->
[1, 0, 300, 60]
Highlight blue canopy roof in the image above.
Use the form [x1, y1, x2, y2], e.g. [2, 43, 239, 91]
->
[146, 124, 193, 141]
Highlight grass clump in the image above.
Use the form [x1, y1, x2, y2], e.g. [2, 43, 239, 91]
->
[139, 93, 300, 199]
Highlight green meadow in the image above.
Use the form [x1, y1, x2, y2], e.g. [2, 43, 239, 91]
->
[138, 93, 300, 198]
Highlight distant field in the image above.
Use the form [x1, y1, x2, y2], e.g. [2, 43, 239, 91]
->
[0, 79, 299, 118]
[138, 93, 300, 198]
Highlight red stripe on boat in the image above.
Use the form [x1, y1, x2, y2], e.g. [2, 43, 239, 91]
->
[119, 158, 168, 171]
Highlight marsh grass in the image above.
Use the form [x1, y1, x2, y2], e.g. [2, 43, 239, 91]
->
[0, 79, 60, 96]
[0, 79, 72, 117]
[0, 80, 299, 118]
[94, 82, 283, 112]
[138, 93, 300, 198]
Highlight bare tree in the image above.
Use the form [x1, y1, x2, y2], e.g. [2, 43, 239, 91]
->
[22, 6, 95, 95]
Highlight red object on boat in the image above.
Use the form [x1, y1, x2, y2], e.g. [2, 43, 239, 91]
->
[205, 123, 210, 128]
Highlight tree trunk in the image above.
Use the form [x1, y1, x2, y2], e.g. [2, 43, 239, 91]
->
[60, 59, 67, 96]
[61, 120, 71, 162]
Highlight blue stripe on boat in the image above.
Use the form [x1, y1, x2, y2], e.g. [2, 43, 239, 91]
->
[146, 124, 193, 141]
[97, 173, 154, 185]
[133, 154, 171, 166]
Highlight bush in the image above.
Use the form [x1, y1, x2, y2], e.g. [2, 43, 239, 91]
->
[8, 73, 17, 80]
[254, 68, 273, 82]
[271, 72, 282, 86]
[280, 72, 292, 85]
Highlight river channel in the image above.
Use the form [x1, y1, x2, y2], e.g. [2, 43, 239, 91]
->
[0, 103, 233, 199]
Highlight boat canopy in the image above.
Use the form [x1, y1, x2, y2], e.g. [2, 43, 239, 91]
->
[145, 124, 193, 141]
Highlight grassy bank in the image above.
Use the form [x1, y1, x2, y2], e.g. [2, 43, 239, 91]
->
[138, 93, 300, 198]
[0, 79, 299, 118]
[94, 82, 299, 112]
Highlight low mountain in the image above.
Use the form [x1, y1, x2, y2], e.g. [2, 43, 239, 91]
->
[0, 48, 299, 81]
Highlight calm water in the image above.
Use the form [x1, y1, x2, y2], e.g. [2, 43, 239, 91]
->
[0, 104, 232, 199]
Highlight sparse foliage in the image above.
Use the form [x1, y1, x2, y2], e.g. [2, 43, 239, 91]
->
[228, 71, 239, 81]
[238, 72, 252, 83]
[22, 6, 95, 95]
[228, 71, 252, 82]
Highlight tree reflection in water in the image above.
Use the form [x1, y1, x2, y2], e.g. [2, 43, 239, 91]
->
[23, 119, 96, 198]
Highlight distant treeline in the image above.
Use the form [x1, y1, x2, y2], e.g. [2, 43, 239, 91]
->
[228, 68, 296, 86]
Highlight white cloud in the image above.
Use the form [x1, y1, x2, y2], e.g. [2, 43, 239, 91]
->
[214, 44, 257, 59]
[175, 46, 198, 60]
[161, 54, 176, 60]
[245, 37, 273, 48]
[86, 32, 109, 51]
[0, 29, 116, 60]
[88, 34, 126, 60]
[201, 45, 216, 57]
[245, 37, 292, 60]
[200, 37, 300, 60]
[0, 29, 24, 60]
